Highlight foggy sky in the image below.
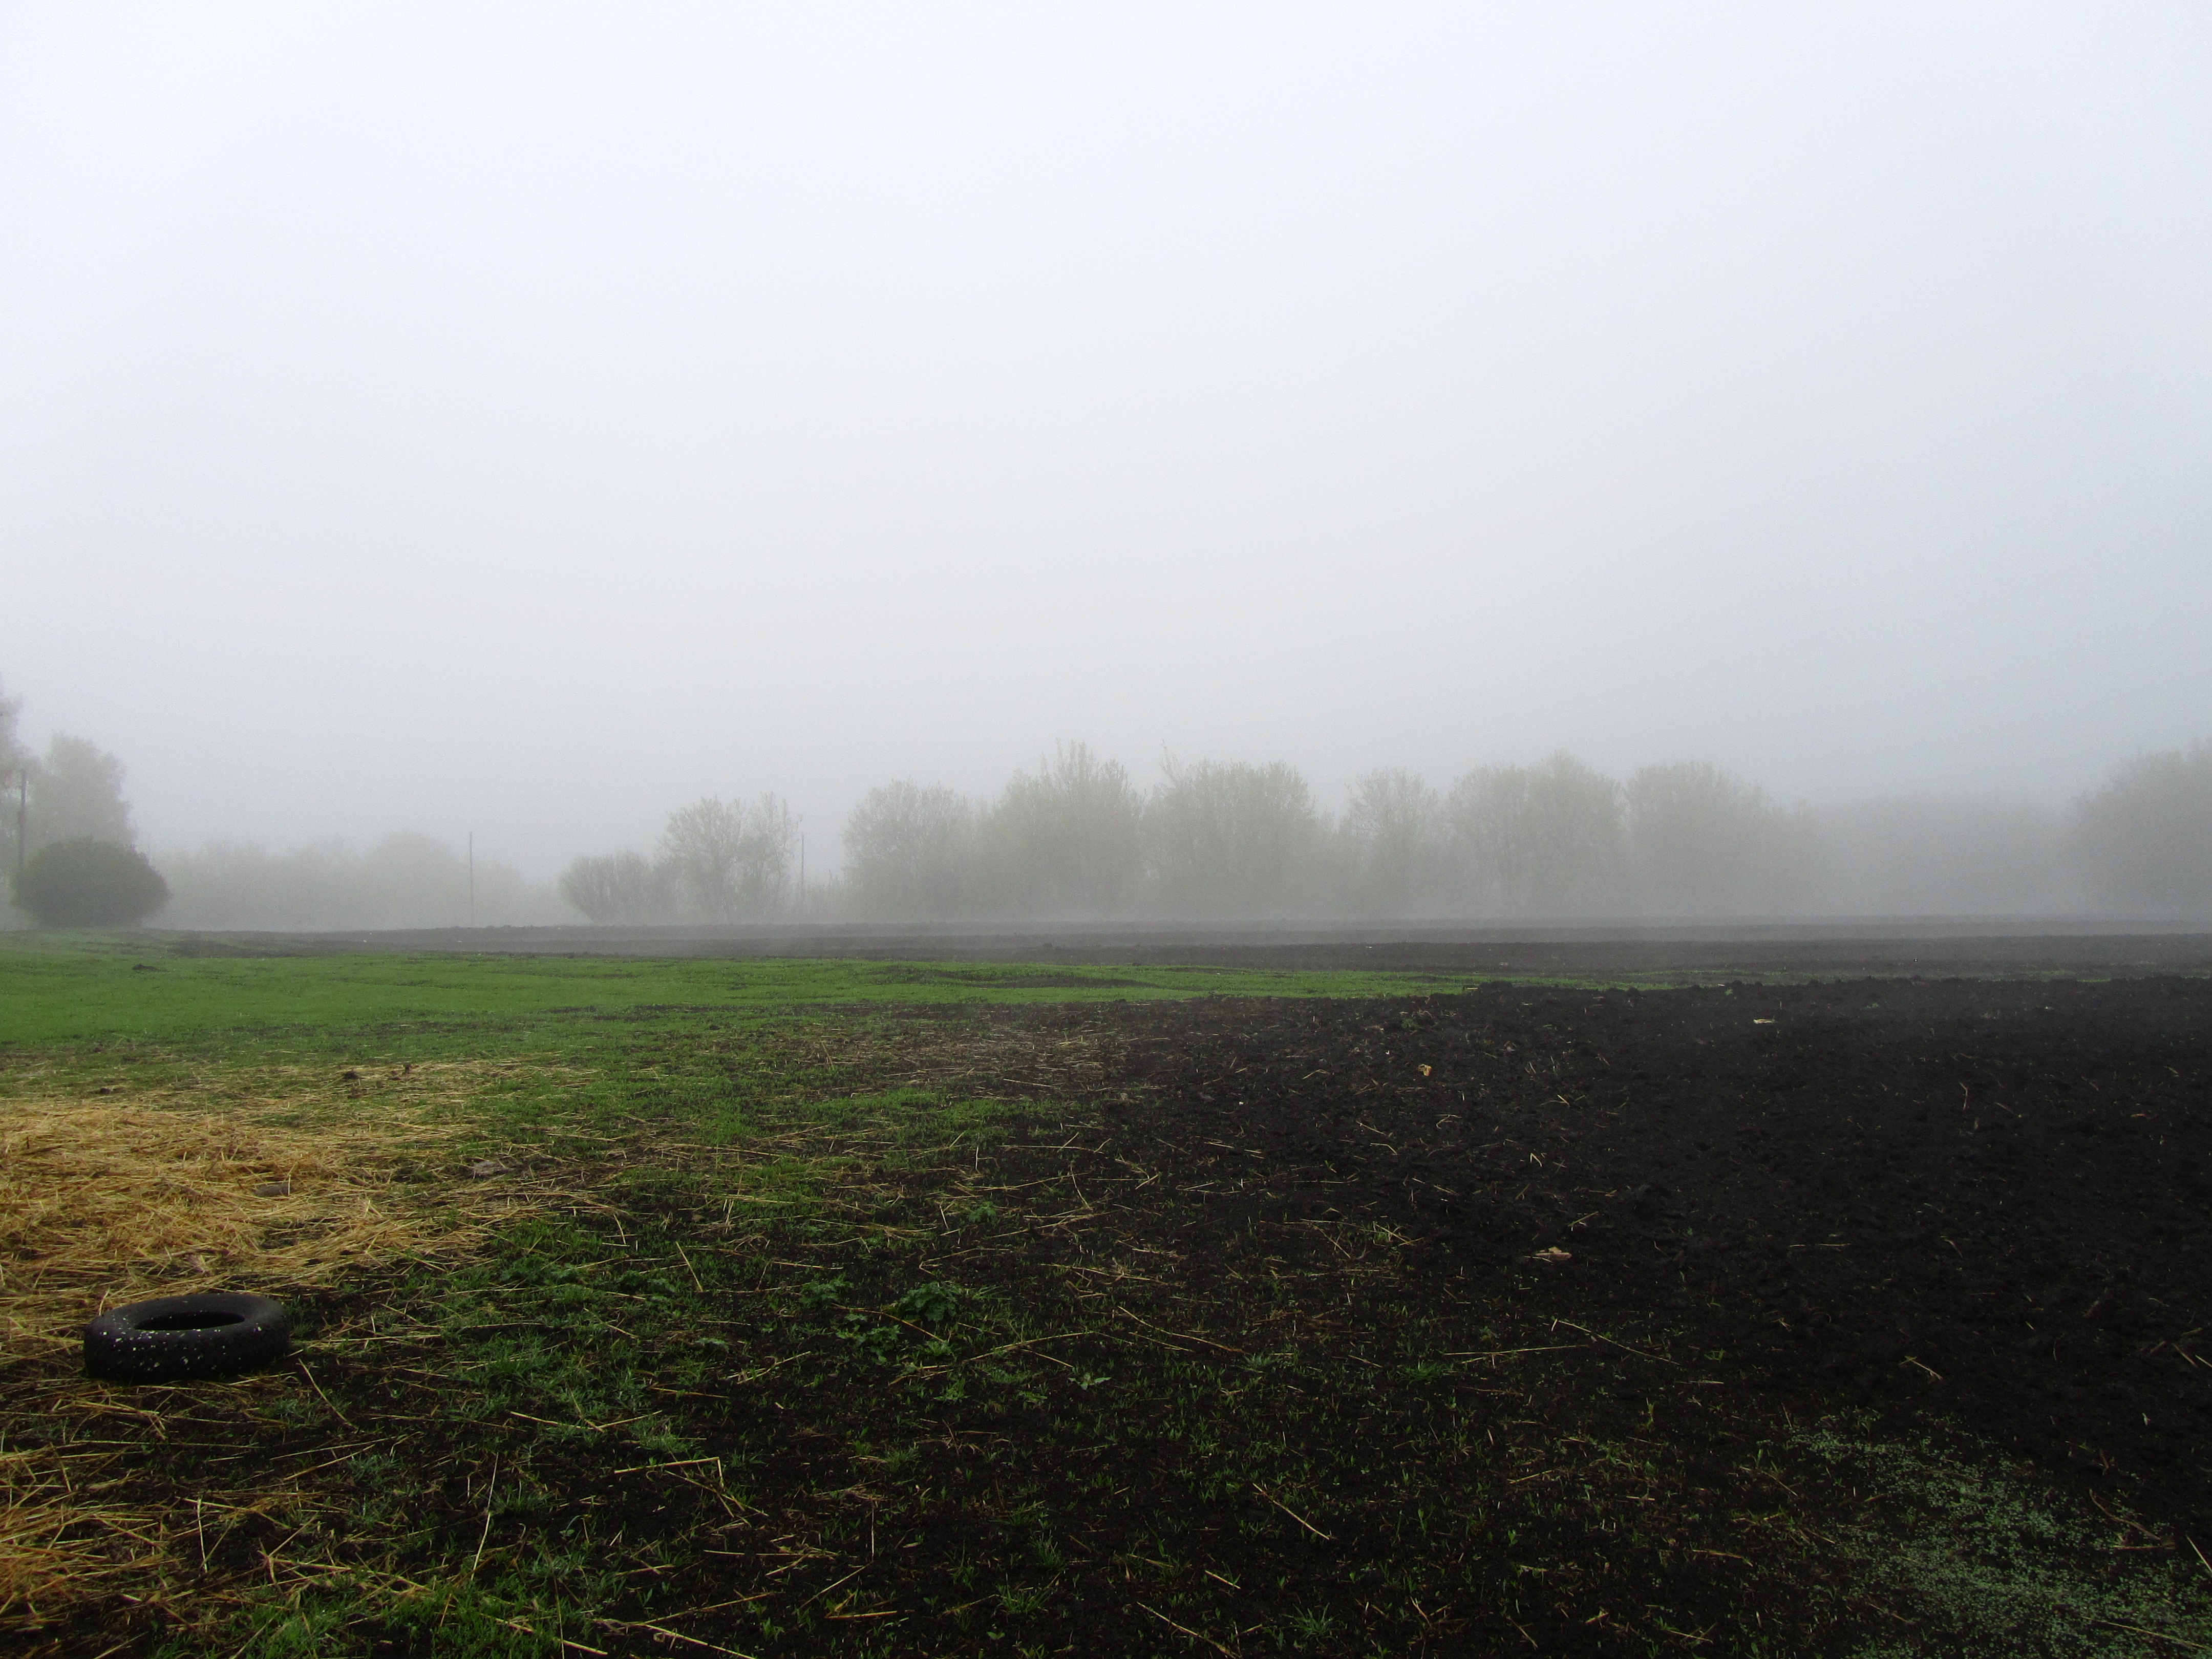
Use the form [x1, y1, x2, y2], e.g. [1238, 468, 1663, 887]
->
[4, 3, 2207, 878]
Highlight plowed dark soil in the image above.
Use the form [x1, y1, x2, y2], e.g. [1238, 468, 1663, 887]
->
[1092, 976, 2211, 1535]
[641, 974, 2209, 1654]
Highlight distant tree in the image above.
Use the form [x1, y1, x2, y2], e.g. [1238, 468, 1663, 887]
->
[155, 835, 572, 930]
[660, 795, 797, 922]
[0, 701, 134, 889]
[982, 743, 1144, 918]
[660, 799, 749, 922]
[736, 795, 799, 917]
[154, 838, 343, 930]
[351, 833, 474, 920]
[13, 838, 169, 926]
[2069, 740, 2212, 913]
[558, 851, 672, 924]
[1342, 769, 1443, 917]
[1625, 761, 1818, 914]
[0, 679, 22, 773]
[29, 734, 133, 849]
[0, 678, 27, 880]
[1812, 795, 2068, 915]
[1445, 754, 1624, 914]
[1144, 757, 1327, 918]
[844, 781, 976, 920]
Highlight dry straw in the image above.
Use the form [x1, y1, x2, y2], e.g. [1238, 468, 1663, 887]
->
[0, 1060, 568, 1635]
[0, 1060, 561, 1347]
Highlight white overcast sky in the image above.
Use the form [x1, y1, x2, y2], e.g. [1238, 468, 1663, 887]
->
[2, 3, 2207, 875]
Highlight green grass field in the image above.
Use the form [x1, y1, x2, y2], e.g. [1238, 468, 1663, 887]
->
[0, 933, 1460, 1051]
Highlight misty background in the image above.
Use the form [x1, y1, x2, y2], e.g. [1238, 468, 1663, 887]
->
[6, 683, 2208, 925]
[3, 4, 2207, 927]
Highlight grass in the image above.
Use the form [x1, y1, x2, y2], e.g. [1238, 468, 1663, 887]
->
[3, 934, 2206, 1656]
[0, 932, 1464, 1051]
[1792, 1427, 2212, 1658]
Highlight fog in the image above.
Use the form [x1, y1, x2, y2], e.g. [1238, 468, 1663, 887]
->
[3, 5, 2208, 911]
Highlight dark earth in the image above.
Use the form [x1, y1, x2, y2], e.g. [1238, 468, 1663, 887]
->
[1092, 975, 2211, 1535]
[453, 973, 2210, 1653]
[685, 972, 2207, 1655]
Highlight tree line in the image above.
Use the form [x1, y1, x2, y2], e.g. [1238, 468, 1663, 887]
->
[3, 675, 573, 929]
[5, 665, 2207, 929]
[558, 738, 2212, 924]
[155, 835, 572, 931]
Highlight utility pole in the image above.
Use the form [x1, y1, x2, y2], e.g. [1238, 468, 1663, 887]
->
[798, 833, 806, 919]
[14, 767, 26, 885]
[467, 831, 476, 927]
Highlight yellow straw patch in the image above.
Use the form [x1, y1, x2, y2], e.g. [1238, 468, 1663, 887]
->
[0, 1060, 576, 1635]
[0, 1060, 568, 1347]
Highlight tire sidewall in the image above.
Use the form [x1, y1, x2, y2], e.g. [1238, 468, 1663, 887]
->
[82, 1292, 293, 1382]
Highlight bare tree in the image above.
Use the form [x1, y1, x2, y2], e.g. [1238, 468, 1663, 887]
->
[660, 795, 797, 922]
[1342, 768, 1442, 917]
[1445, 754, 1624, 915]
[1145, 756, 1327, 918]
[738, 795, 800, 916]
[844, 780, 976, 919]
[1626, 761, 1818, 915]
[982, 742, 1143, 918]
[2069, 740, 2212, 913]
[660, 798, 748, 922]
[558, 850, 672, 924]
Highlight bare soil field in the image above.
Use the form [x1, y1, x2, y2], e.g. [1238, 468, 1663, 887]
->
[1088, 977, 2212, 1533]
[759, 975, 2212, 1653]
[487, 975, 2209, 1652]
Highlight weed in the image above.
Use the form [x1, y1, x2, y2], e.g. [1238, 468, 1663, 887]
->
[1792, 1426, 2212, 1655]
[998, 1582, 1053, 1616]
[1283, 1605, 1343, 1642]
[892, 1281, 966, 1327]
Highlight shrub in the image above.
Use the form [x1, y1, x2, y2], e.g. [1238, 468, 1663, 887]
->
[12, 838, 170, 926]
[557, 850, 672, 924]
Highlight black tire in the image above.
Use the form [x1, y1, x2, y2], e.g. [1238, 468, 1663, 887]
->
[82, 1292, 292, 1382]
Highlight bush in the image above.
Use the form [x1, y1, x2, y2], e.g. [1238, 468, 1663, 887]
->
[557, 850, 672, 924]
[12, 838, 170, 926]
